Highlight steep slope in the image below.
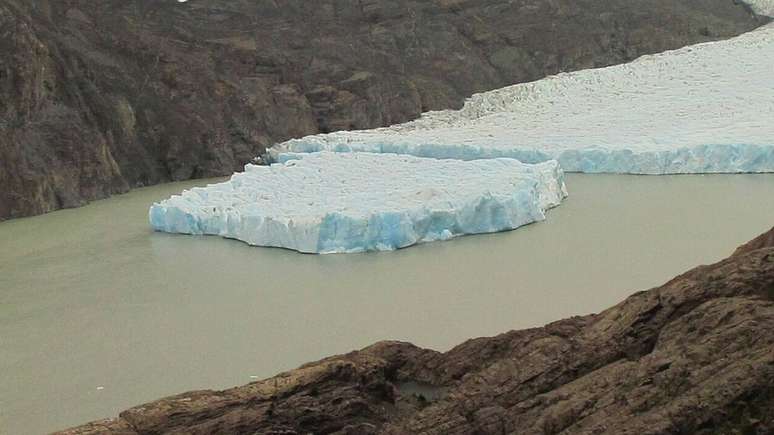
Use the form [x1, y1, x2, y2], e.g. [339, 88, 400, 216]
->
[0, 0, 768, 219]
[58, 227, 774, 434]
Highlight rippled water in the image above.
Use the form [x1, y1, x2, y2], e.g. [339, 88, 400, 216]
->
[1, 174, 773, 434]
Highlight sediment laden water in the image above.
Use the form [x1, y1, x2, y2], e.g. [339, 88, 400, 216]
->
[1, 174, 774, 434]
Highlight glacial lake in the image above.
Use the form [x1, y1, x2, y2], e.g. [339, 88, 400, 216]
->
[2, 174, 773, 434]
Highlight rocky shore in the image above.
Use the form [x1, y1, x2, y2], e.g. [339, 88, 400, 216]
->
[57, 226, 774, 434]
[1, 0, 769, 220]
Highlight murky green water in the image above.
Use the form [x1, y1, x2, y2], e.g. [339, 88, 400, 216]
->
[1, 174, 773, 434]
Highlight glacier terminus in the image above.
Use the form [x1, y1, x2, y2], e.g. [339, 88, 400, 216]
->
[271, 21, 774, 174]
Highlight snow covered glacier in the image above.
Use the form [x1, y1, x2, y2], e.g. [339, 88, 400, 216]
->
[270, 22, 774, 174]
[150, 152, 567, 253]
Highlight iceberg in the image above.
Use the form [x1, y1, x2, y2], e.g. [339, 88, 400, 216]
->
[150, 152, 566, 254]
[270, 23, 774, 174]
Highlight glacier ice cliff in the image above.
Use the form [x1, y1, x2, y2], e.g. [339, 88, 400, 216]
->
[150, 152, 567, 253]
[270, 22, 774, 174]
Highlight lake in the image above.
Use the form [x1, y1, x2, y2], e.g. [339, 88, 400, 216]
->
[1, 174, 773, 434]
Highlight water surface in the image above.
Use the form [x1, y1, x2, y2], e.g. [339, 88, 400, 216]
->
[1, 174, 773, 434]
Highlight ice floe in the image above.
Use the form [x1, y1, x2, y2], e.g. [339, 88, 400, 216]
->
[150, 152, 567, 253]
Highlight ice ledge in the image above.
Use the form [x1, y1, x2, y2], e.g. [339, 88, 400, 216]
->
[150, 152, 567, 254]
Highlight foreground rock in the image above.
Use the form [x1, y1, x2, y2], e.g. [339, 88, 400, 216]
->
[0, 0, 769, 220]
[59, 226, 774, 434]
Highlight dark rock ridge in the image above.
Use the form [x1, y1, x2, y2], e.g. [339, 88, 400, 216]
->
[58, 226, 774, 434]
[0, 0, 769, 220]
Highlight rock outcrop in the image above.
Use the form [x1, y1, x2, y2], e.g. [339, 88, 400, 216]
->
[0, 0, 769, 220]
[58, 226, 774, 434]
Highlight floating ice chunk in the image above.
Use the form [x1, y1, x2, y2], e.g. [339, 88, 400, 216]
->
[270, 23, 774, 174]
[149, 152, 567, 254]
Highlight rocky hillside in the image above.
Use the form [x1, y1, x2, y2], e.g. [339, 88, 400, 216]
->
[0, 0, 768, 220]
[58, 226, 774, 434]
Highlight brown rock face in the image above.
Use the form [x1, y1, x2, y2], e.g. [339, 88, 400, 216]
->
[0, 0, 769, 220]
[58, 227, 774, 434]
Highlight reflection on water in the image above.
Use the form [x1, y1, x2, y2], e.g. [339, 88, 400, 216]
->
[1, 174, 773, 434]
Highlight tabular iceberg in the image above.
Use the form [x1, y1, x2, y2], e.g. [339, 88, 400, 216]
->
[270, 23, 774, 174]
[149, 152, 567, 254]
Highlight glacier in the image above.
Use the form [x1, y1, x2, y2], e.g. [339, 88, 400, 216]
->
[152, 0, 772, 252]
[748, 0, 774, 16]
[270, 22, 774, 174]
[150, 152, 567, 254]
